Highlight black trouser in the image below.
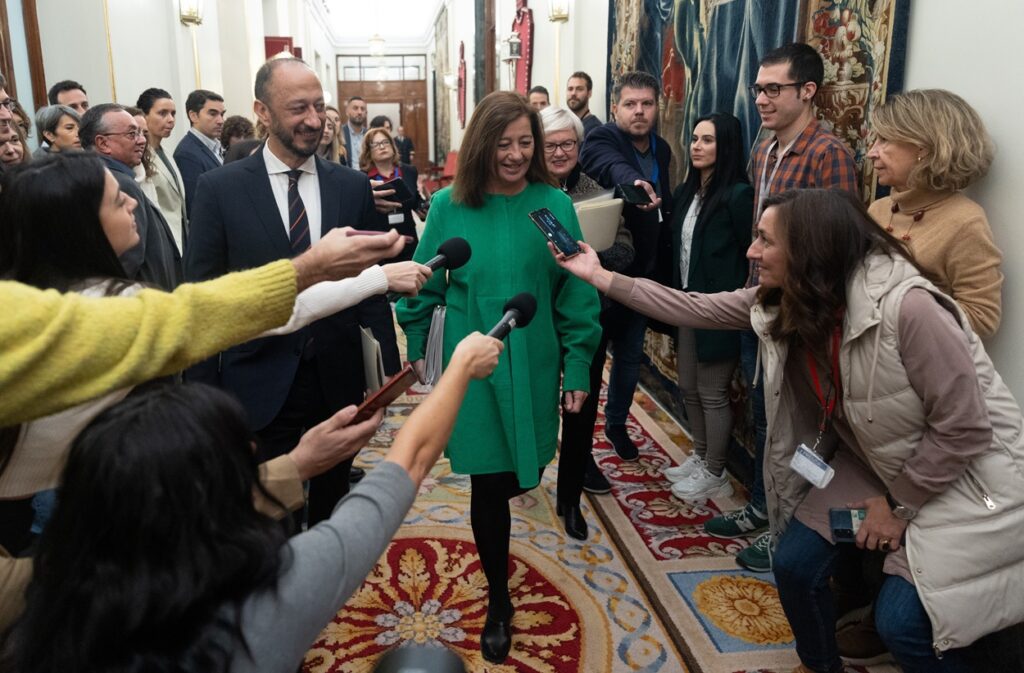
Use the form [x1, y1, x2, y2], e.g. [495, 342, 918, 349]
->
[256, 358, 352, 528]
[556, 316, 611, 507]
[470, 469, 545, 619]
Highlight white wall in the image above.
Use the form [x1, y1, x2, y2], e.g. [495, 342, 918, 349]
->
[903, 0, 1024, 402]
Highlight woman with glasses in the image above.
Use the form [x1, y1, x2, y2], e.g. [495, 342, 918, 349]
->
[660, 113, 752, 504]
[539, 105, 634, 539]
[397, 91, 601, 664]
[359, 127, 421, 262]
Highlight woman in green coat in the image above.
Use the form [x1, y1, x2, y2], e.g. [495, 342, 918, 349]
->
[661, 113, 752, 503]
[396, 91, 601, 664]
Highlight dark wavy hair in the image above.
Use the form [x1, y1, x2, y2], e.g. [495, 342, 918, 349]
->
[0, 152, 127, 292]
[677, 113, 749, 233]
[2, 384, 291, 673]
[452, 90, 553, 207]
[757, 189, 919, 347]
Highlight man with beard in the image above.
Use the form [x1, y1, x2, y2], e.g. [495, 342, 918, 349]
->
[566, 71, 602, 137]
[340, 95, 367, 168]
[184, 58, 402, 525]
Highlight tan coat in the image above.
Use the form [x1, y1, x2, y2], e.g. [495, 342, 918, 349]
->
[756, 252, 1024, 652]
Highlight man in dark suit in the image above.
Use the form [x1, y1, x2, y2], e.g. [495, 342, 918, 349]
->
[579, 70, 673, 462]
[184, 58, 401, 525]
[79, 103, 181, 290]
[173, 89, 225, 218]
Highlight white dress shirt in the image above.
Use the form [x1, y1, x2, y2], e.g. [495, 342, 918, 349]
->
[263, 143, 323, 245]
[189, 127, 224, 165]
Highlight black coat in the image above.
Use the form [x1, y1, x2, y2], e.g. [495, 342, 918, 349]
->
[670, 181, 753, 362]
[183, 150, 399, 430]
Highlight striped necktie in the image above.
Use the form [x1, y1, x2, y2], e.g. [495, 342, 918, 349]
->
[287, 169, 311, 253]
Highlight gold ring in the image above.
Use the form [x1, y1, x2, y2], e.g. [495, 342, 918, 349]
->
[880, 538, 892, 552]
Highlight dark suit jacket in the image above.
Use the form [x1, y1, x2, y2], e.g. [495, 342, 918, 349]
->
[183, 150, 400, 431]
[101, 156, 182, 290]
[579, 122, 673, 278]
[371, 163, 421, 263]
[671, 181, 753, 362]
[173, 130, 222, 219]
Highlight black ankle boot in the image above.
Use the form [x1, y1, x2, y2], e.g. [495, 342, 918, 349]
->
[556, 501, 588, 541]
[480, 606, 514, 663]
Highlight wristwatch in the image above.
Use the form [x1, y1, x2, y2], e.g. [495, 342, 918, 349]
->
[885, 491, 917, 521]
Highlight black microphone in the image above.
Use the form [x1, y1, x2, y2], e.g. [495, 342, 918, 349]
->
[424, 237, 471, 271]
[486, 293, 537, 340]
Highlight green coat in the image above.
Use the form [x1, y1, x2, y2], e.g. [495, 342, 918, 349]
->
[397, 183, 601, 488]
[670, 181, 753, 362]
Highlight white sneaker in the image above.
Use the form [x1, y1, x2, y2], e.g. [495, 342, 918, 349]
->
[662, 453, 705, 483]
[670, 465, 734, 504]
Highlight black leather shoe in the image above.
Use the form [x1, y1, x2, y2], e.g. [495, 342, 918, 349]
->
[349, 466, 366, 484]
[605, 423, 640, 461]
[556, 501, 588, 541]
[583, 458, 612, 494]
[480, 610, 514, 663]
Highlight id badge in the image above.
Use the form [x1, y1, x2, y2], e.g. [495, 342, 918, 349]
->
[790, 442, 835, 489]
[388, 212, 405, 225]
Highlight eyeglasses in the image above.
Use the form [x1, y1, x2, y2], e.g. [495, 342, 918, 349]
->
[98, 129, 144, 141]
[368, 140, 392, 149]
[747, 82, 806, 99]
[0, 99, 15, 110]
[543, 139, 577, 155]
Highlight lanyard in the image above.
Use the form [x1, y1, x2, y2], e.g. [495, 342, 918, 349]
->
[806, 322, 843, 434]
[756, 136, 797, 216]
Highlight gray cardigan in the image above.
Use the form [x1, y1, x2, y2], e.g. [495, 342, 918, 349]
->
[230, 460, 417, 672]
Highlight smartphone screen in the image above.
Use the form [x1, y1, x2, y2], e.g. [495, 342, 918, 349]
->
[828, 508, 867, 543]
[528, 208, 582, 258]
[352, 364, 417, 423]
[616, 183, 653, 205]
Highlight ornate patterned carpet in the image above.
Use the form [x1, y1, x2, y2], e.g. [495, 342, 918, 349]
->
[301, 373, 900, 673]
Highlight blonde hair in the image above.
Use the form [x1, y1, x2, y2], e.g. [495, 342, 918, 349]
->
[359, 127, 397, 173]
[873, 89, 994, 191]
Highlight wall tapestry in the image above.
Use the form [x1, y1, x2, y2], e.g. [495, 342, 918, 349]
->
[607, 0, 910, 440]
[433, 4, 452, 164]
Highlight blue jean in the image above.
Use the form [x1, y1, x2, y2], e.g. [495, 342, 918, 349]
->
[739, 330, 766, 511]
[603, 306, 648, 427]
[773, 519, 971, 673]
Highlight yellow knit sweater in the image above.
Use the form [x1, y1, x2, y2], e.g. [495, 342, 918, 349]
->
[868, 189, 1003, 337]
[1, 260, 297, 426]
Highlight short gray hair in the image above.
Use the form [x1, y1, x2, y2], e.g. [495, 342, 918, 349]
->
[79, 103, 126, 148]
[35, 105, 81, 138]
[539, 106, 584, 141]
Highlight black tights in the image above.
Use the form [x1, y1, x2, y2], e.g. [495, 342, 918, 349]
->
[470, 469, 544, 620]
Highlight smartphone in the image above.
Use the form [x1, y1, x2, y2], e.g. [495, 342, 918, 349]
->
[352, 363, 417, 423]
[345, 229, 388, 236]
[528, 208, 582, 258]
[373, 177, 415, 204]
[829, 508, 867, 543]
[616, 183, 653, 205]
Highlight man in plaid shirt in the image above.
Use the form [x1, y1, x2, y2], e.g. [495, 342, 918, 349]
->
[702, 43, 858, 573]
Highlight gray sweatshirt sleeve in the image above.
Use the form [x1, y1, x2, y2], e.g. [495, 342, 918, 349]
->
[232, 460, 417, 673]
[605, 273, 757, 330]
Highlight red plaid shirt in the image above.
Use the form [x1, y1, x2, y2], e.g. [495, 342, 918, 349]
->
[747, 119, 859, 285]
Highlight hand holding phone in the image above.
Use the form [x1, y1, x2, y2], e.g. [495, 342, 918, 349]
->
[616, 182, 654, 205]
[829, 508, 867, 543]
[352, 364, 418, 423]
[373, 177, 415, 204]
[528, 208, 582, 258]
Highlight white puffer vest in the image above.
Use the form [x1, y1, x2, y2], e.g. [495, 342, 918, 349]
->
[753, 252, 1024, 652]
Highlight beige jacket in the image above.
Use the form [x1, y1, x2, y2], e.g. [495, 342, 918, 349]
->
[755, 252, 1024, 652]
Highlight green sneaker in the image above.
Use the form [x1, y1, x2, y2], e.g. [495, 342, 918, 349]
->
[703, 503, 769, 539]
[736, 532, 773, 573]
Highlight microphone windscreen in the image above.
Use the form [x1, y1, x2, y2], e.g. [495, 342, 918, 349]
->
[503, 292, 537, 328]
[435, 237, 472, 270]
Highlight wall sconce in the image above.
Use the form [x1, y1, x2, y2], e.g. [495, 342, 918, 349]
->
[443, 73, 458, 91]
[502, 33, 522, 90]
[369, 33, 386, 57]
[548, 0, 569, 23]
[179, 0, 204, 25]
[179, 0, 204, 88]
